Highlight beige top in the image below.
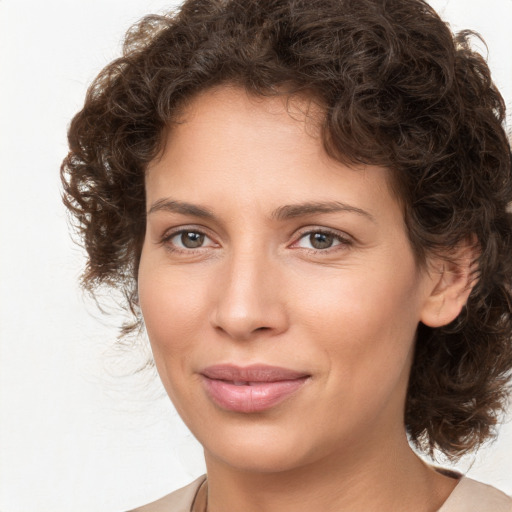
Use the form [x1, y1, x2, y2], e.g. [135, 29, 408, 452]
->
[130, 474, 512, 512]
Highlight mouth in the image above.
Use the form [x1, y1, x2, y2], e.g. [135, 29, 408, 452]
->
[200, 364, 311, 413]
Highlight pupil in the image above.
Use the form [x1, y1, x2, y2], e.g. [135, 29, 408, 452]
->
[310, 232, 333, 249]
[181, 232, 204, 248]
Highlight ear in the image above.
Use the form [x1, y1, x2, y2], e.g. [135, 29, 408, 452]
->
[420, 239, 479, 328]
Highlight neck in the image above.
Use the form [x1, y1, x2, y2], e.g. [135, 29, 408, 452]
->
[203, 430, 458, 512]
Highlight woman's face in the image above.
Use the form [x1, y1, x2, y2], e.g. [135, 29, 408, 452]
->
[138, 86, 437, 473]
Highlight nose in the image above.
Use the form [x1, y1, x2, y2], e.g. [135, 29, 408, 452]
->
[209, 250, 289, 341]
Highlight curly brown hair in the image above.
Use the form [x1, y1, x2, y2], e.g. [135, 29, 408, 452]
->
[61, 0, 512, 459]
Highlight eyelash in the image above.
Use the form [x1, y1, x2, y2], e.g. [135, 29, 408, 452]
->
[292, 228, 353, 253]
[160, 227, 217, 254]
[160, 227, 353, 255]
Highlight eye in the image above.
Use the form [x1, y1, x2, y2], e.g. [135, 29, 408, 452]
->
[293, 229, 351, 251]
[163, 229, 217, 251]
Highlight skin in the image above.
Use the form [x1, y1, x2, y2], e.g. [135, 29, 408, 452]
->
[138, 86, 474, 512]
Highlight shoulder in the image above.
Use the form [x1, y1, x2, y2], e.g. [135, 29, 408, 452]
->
[439, 477, 512, 512]
[128, 475, 207, 512]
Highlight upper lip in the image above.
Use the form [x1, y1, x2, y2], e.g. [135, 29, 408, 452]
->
[201, 364, 310, 382]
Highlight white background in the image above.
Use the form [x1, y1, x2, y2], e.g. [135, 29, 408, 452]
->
[0, 1, 511, 511]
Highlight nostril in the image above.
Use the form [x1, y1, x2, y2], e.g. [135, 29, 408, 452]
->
[209, 291, 288, 339]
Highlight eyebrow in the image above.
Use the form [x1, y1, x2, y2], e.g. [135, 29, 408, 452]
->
[148, 198, 376, 223]
[271, 201, 376, 223]
[148, 198, 215, 218]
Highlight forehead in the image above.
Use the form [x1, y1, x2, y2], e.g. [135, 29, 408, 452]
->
[146, 86, 401, 224]
[162, 85, 325, 161]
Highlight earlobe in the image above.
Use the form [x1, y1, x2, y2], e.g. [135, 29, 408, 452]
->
[420, 241, 479, 328]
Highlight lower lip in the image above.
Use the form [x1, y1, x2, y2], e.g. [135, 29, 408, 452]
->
[201, 376, 309, 413]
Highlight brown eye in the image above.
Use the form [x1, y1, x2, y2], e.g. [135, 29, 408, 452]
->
[164, 228, 217, 253]
[309, 232, 334, 249]
[293, 229, 351, 252]
[180, 231, 205, 248]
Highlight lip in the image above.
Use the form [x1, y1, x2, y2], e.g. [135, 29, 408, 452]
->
[200, 364, 310, 413]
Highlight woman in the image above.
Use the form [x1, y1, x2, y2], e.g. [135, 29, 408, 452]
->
[61, 0, 512, 510]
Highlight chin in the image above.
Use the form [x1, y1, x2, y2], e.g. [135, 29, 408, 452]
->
[200, 421, 327, 474]
[208, 443, 309, 474]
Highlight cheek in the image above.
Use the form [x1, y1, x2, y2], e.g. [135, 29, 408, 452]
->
[298, 260, 421, 339]
[297, 257, 423, 395]
[137, 250, 210, 379]
[138, 271, 206, 424]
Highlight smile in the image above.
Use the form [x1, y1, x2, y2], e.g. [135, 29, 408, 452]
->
[200, 364, 310, 413]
